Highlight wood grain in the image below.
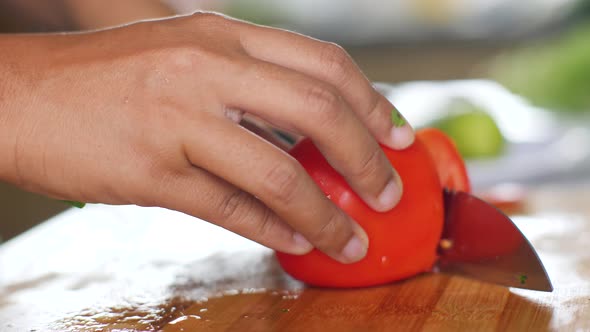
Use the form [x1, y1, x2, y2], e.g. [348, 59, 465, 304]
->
[1, 185, 589, 331]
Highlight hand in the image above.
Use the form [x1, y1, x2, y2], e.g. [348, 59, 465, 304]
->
[0, 13, 414, 263]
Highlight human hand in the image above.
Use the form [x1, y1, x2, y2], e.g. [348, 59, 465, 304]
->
[0, 12, 414, 263]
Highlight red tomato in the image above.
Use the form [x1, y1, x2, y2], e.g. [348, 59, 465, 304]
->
[276, 134, 445, 288]
[416, 128, 471, 193]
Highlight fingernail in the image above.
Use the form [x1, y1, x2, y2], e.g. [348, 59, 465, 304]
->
[390, 124, 415, 150]
[376, 175, 402, 212]
[292, 232, 313, 254]
[341, 234, 368, 263]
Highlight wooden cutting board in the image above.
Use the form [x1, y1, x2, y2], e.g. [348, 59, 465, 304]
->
[0, 185, 589, 331]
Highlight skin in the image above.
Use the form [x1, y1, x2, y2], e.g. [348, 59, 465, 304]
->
[0, 11, 414, 264]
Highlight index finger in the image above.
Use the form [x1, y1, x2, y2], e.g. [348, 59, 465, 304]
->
[239, 24, 415, 150]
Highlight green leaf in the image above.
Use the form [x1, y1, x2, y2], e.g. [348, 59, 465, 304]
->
[391, 108, 406, 127]
[62, 200, 86, 208]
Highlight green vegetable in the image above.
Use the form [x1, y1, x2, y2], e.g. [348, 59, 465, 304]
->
[491, 22, 590, 112]
[518, 274, 528, 285]
[429, 99, 505, 159]
[391, 108, 406, 127]
[62, 200, 86, 208]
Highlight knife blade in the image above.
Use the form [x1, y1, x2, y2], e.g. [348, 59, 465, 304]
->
[436, 189, 553, 292]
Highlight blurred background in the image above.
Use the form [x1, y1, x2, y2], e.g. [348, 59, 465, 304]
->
[1, 0, 589, 241]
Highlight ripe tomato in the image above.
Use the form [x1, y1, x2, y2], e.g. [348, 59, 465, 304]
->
[416, 129, 523, 262]
[416, 128, 471, 193]
[276, 133, 445, 288]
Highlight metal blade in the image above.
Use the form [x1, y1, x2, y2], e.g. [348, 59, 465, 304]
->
[436, 190, 553, 292]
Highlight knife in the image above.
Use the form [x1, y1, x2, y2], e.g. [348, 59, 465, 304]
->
[436, 189, 553, 292]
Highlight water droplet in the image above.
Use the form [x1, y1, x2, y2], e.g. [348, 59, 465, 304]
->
[169, 315, 202, 325]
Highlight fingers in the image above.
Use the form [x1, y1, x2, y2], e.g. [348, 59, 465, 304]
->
[239, 24, 414, 149]
[181, 116, 369, 263]
[152, 166, 313, 256]
[219, 60, 402, 212]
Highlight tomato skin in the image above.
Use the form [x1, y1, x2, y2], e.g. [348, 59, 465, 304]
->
[276, 136, 444, 288]
[416, 128, 471, 193]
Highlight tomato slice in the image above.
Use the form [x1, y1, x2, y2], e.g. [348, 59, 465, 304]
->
[416, 128, 471, 193]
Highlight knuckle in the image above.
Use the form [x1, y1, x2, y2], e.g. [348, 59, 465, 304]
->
[308, 211, 343, 248]
[262, 161, 302, 206]
[253, 207, 278, 239]
[218, 189, 279, 240]
[302, 85, 342, 124]
[319, 42, 354, 85]
[160, 47, 203, 74]
[364, 93, 382, 122]
[139, 47, 204, 95]
[350, 147, 384, 180]
[218, 190, 250, 222]
[190, 12, 237, 35]
[190, 11, 225, 26]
